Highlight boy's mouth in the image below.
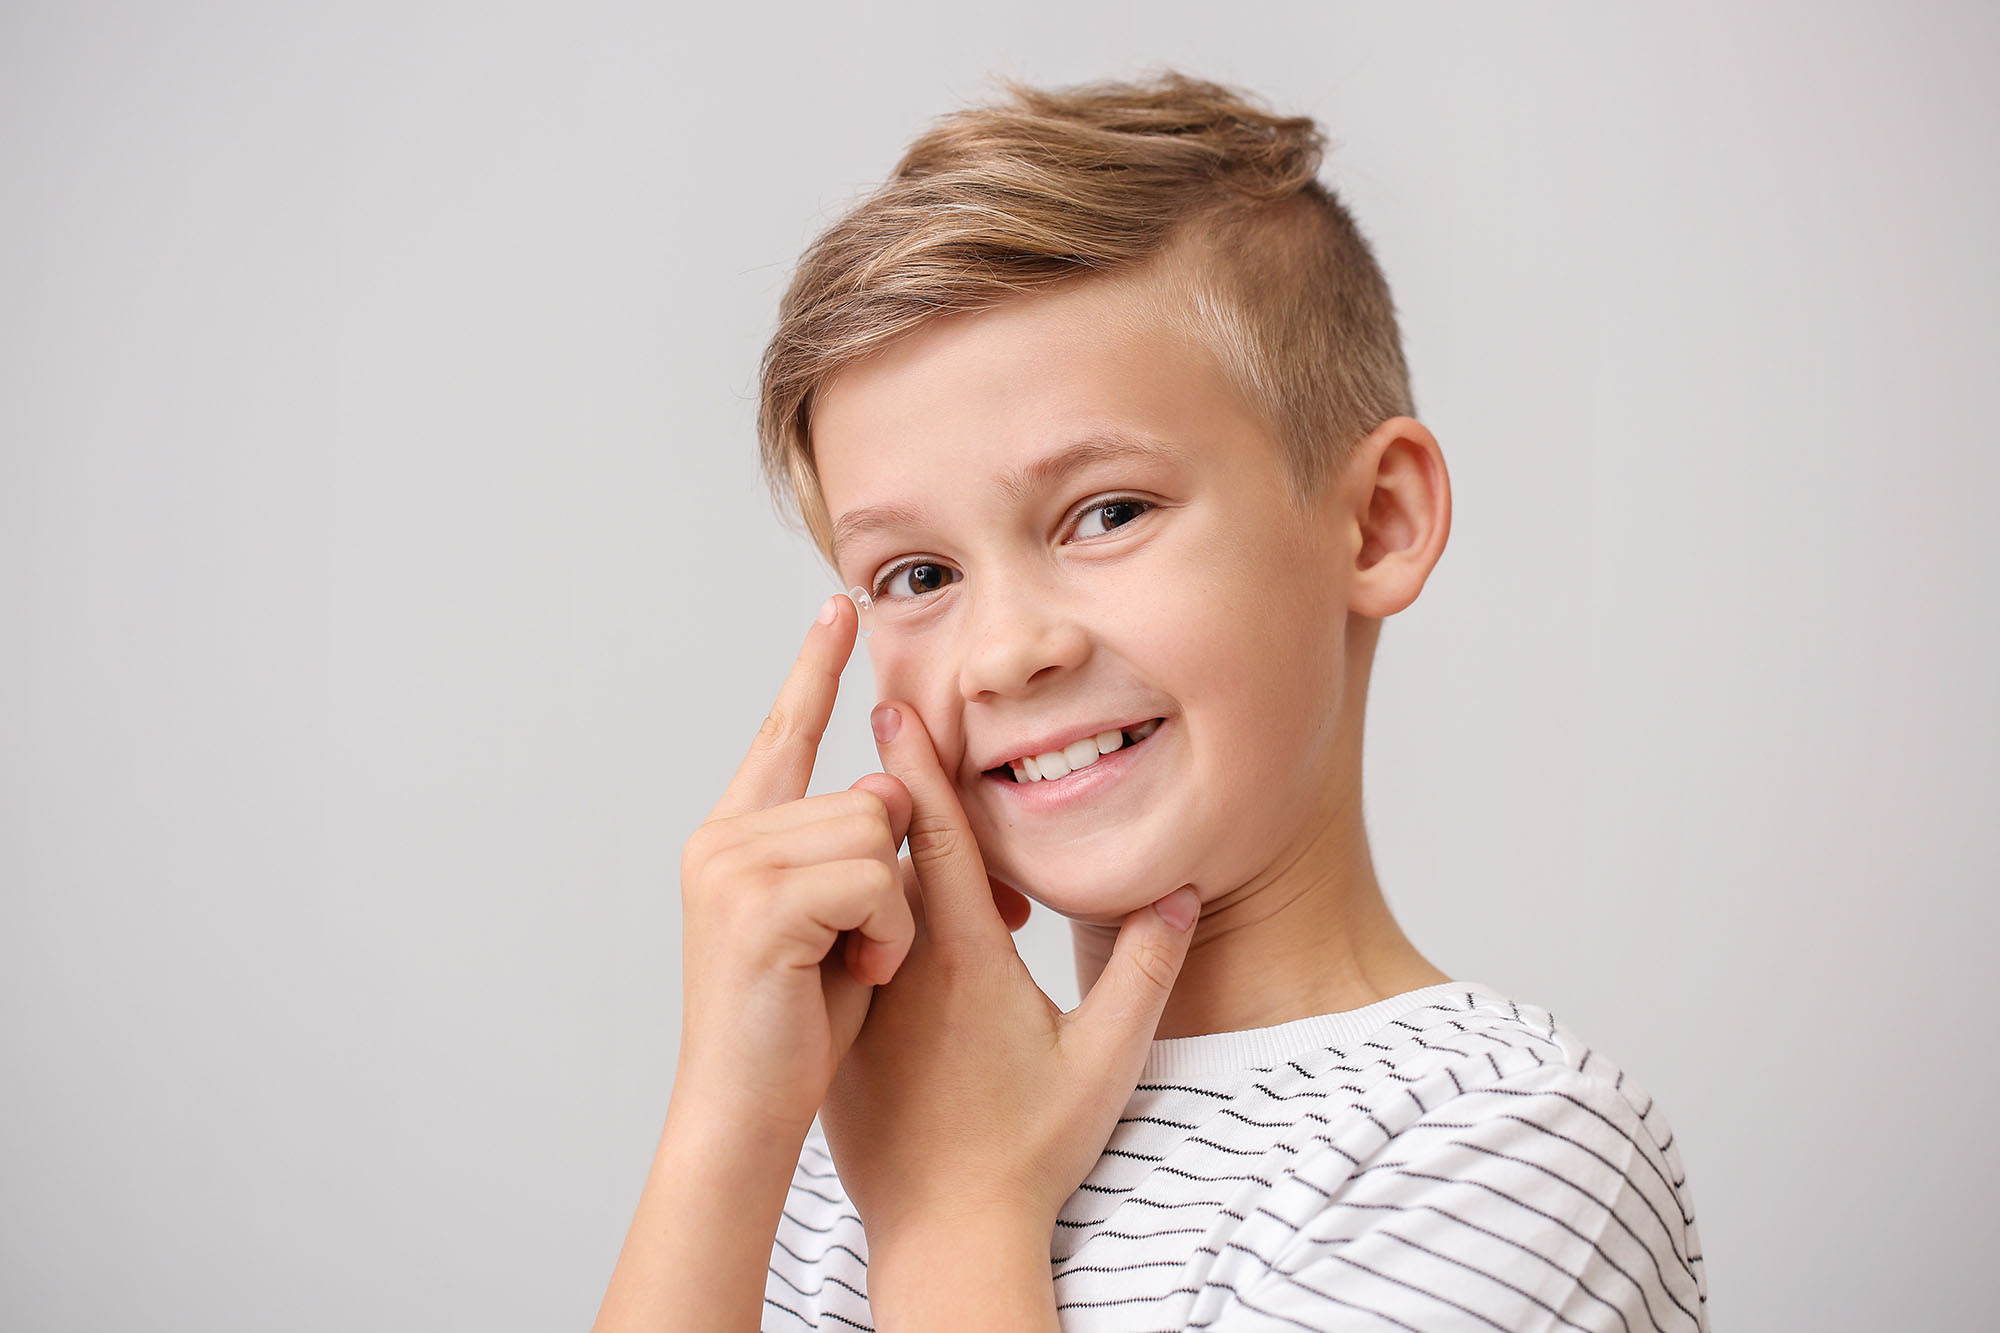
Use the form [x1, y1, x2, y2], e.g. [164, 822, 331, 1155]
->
[982, 717, 1166, 785]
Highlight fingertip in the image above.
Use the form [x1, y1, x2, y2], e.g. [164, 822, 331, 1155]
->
[812, 592, 859, 648]
[1154, 886, 1200, 933]
[848, 770, 906, 798]
[848, 773, 912, 835]
[850, 930, 908, 988]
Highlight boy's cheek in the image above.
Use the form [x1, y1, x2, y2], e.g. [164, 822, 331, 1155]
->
[865, 637, 925, 701]
[867, 647, 968, 772]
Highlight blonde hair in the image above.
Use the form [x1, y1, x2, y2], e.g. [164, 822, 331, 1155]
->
[757, 69, 1414, 559]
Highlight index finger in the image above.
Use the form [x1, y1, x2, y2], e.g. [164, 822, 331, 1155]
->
[708, 593, 858, 820]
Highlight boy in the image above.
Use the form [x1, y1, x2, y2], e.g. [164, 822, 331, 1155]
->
[596, 71, 1708, 1331]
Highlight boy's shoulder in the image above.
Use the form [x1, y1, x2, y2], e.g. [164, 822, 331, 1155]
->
[1278, 980, 1676, 1138]
[1088, 982, 1684, 1190]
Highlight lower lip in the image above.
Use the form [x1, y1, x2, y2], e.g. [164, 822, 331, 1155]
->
[982, 720, 1169, 813]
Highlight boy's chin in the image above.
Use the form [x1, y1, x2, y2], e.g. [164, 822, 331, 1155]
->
[995, 861, 1179, 928]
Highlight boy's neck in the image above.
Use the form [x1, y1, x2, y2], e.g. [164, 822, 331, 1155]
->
[1068, 798, 1448, 1041]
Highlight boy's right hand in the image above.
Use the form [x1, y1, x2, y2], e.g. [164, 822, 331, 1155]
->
[670, 592, 917, 1142]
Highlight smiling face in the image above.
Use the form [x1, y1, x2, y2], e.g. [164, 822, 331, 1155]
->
[813, 271, 1367, 926]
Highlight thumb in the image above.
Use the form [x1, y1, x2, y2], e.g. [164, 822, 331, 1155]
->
[870, 701, 1002, 951]
[1073, 886, 1200, 1051]
[847, 771, 912, 852]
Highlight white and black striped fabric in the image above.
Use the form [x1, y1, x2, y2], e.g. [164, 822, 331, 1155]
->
[767, 981, 1708, 1331]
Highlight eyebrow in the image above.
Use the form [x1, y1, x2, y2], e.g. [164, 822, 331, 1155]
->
[829, 430, 1187, 567]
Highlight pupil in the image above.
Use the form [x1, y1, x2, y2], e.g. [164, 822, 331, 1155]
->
[911, 564, 947, 592]
[1102, 501, 1140, 528]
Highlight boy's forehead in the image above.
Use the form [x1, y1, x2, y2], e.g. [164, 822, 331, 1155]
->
[820, 266, 1202, 415]
[814, 277, 1219, 471]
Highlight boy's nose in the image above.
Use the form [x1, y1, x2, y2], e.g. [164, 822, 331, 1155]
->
[956, 573, 1090, 701]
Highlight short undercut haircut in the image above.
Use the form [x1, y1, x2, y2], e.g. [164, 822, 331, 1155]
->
[756, 69, 1415, 560]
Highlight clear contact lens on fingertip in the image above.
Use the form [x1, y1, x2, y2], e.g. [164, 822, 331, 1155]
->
[845, 586, 877, 639]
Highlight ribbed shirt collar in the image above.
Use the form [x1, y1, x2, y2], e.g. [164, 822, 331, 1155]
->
[1140, 980, 1508, 1081]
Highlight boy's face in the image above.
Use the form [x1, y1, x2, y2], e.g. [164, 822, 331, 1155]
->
[814, 273, 1362, 926]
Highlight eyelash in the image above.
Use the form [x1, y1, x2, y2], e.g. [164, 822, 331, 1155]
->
[871, 496, 1157, 601]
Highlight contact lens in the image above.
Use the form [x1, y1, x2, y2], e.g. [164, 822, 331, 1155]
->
[846, 586, 877, 639]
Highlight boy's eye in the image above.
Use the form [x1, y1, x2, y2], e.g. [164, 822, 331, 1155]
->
[1074, 497, 1153, 539]
[876, 560, 960, 601]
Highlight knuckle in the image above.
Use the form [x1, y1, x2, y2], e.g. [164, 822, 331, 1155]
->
[905, 814, 962, 863]
[699, 843, 769, 897]
[861, 858, 897, 897]
[681, 837, 724, 896]
[837, 811, 885, 848]
[843, 787, 889, 823]
[1130, 939, 1181, 992]
[682, 819, 726, 866]
[754, 703, 796, 751]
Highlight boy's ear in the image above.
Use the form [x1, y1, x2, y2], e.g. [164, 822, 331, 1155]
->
[1333, 416, 1452, 618]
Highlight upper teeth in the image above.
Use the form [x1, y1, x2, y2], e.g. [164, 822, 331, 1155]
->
[1009, 719, 1161, 783]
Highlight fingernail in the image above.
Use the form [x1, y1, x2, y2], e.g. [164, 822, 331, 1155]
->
[871, 704, 900, 743]
[1155, 886, 1199, 932]
[817, 595, 838, 625]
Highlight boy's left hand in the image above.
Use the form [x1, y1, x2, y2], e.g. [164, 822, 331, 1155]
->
[818, 701, 1201, 1256]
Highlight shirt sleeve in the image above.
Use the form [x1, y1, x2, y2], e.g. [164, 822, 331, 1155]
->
[1201, 1064, 1708, 1333]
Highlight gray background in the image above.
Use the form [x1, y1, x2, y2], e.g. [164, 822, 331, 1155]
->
[4, 2, 1994, 1329]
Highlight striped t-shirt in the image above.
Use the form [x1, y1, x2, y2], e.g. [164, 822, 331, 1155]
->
[767, 980, 1709, 1331]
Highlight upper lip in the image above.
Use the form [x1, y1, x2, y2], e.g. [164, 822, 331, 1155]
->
[973, 716, 1163, 773]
